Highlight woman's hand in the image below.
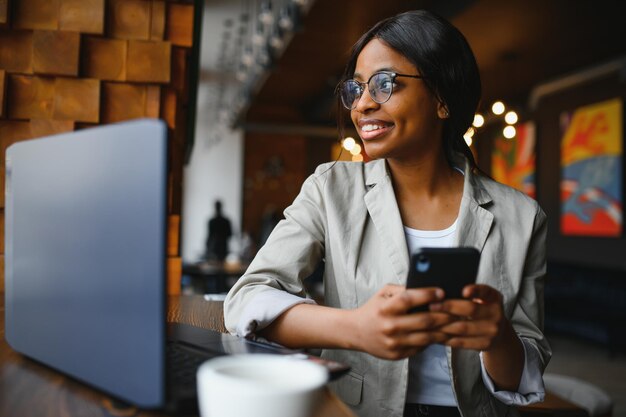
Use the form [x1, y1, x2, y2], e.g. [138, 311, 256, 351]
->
[430, 284, 524, 391]
[430, 284, 507, 351]
[348, 284, 457, 360]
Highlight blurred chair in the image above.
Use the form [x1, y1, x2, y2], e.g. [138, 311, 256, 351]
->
[543, 373, 613, 417]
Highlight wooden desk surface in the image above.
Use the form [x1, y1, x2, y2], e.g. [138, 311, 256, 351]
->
[1, 294, 588, 417]
[0, 295, 353, 417]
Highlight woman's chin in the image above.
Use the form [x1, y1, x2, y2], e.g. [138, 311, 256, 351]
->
[361, 144, 387, 161]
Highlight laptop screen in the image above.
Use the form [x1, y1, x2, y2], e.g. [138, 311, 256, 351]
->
[5, 119, 168, 407]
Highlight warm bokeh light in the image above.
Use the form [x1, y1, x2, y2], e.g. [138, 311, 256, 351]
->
[241, 49, 254, 66]
[269, 36, 284, 50]
[492, 101, 505, 115]
[342, 137, 356, 151]
[352, 154, 364, 162]
[252, 30, 265, 46]
[350, 143, 362, 156]
[463, 127, 474, 145]
[505, 111, 518, 124]
[472, 114, 484, 127]
[503, 125, 516, 139]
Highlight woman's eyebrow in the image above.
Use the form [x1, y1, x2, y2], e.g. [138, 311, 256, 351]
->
[353, 67, 397, 80]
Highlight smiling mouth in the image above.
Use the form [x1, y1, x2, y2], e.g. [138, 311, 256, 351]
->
[359, 123, 394, 140]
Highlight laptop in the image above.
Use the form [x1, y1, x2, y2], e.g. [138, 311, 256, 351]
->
[4, 119, 348, 414]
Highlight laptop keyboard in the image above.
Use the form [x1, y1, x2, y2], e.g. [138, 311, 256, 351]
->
[166, 342, 219, 390]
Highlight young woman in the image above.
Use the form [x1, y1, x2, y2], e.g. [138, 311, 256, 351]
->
[224, 10, 550, 417]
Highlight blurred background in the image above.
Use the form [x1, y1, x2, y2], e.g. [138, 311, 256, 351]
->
[182, 1, 626, 415]
[0, 0, 625, 415]
[183, 0, 626, 269]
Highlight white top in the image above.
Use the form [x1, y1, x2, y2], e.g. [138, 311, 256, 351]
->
[404, 220, 459, 406]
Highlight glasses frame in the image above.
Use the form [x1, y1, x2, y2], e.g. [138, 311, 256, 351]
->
[339, 71, 425, 110]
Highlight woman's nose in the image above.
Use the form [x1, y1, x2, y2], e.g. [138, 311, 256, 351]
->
[353, 87, 379, 113]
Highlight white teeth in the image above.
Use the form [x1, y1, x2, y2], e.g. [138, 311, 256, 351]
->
[362, 124, 385, 132]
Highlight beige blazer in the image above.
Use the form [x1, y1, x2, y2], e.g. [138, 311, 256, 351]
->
[224, 157, 551, 417]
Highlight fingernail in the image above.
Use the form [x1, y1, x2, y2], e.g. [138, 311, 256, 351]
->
[436, 289, 445, 299]
[430, 302, 442, 311]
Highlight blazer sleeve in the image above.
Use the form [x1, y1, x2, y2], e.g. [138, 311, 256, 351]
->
[223, 171, 327, 334]
[510, 206, 552, 371]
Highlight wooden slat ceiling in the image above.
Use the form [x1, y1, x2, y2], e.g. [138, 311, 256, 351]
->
[245, 0, 626, 127]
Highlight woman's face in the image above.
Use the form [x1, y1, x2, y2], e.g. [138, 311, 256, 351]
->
[350, 38, 446, 163]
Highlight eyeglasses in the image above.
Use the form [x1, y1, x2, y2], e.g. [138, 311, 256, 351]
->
[339, 71, 424, 110]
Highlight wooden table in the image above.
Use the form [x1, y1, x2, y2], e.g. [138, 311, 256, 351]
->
[0, 295, 354, 417]
[182, 261, 248, 293]
[1, 295, 588, 417]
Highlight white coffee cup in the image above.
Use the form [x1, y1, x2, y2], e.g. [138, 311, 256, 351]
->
[197, 354, 329, 417]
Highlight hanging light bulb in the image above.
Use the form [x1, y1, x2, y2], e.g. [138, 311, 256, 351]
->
[278, 6, 294, 31]
[241, 46, 254, 66]
[472, 113, 484, 128]
[252, 25, 265, 46]
[257, 47, 271, 66]
[503, 125, 516, 139]
[259, 1, 274, 25]
[269, 26, 284, 50]
[505, 111, 518, 124]
[492, 101, 505, 115]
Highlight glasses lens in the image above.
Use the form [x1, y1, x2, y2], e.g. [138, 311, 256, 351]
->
[369, 73, 393, 104]
[340, 80, 361, 110]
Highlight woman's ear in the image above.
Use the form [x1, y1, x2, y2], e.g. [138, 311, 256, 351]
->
[437, 101, 450, 119]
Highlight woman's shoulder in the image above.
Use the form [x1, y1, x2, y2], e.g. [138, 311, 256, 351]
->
[475, 173, 544, 217]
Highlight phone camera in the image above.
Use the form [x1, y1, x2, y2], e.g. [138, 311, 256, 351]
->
[416, 255, 430, 272]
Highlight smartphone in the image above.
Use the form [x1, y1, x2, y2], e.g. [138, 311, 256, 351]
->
[406, 247, 480, 312]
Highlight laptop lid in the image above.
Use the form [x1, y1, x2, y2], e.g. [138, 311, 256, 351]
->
[5, 119, 168, 408]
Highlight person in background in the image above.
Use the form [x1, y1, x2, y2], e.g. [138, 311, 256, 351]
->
[205, 200, 232, 262]
[225, 10, 550, 417]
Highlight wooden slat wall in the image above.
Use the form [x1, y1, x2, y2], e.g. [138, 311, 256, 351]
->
[82, 37, 128, 81]
[32, 30, 81, 76]
[0, 0, 8, 25]
[59, 0, 105, 34]
[12, 0, 60, 30]
[0, 70, 5, 117]
[0, 0, 196, 294]
[0, 31, 33, 73]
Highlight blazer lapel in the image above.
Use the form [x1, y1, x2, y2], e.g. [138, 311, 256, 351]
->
[455, 159, 494, 253]
[361, 158, 494, 285]
[363, 160, 410, 284]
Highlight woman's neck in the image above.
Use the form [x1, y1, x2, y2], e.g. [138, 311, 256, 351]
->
[387, 151, 464, 231]
[387, 151, 458, 198]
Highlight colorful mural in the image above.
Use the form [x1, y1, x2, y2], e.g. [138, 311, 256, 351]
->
[492, 122, 536, 198]
[560, 98, 623, 237]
